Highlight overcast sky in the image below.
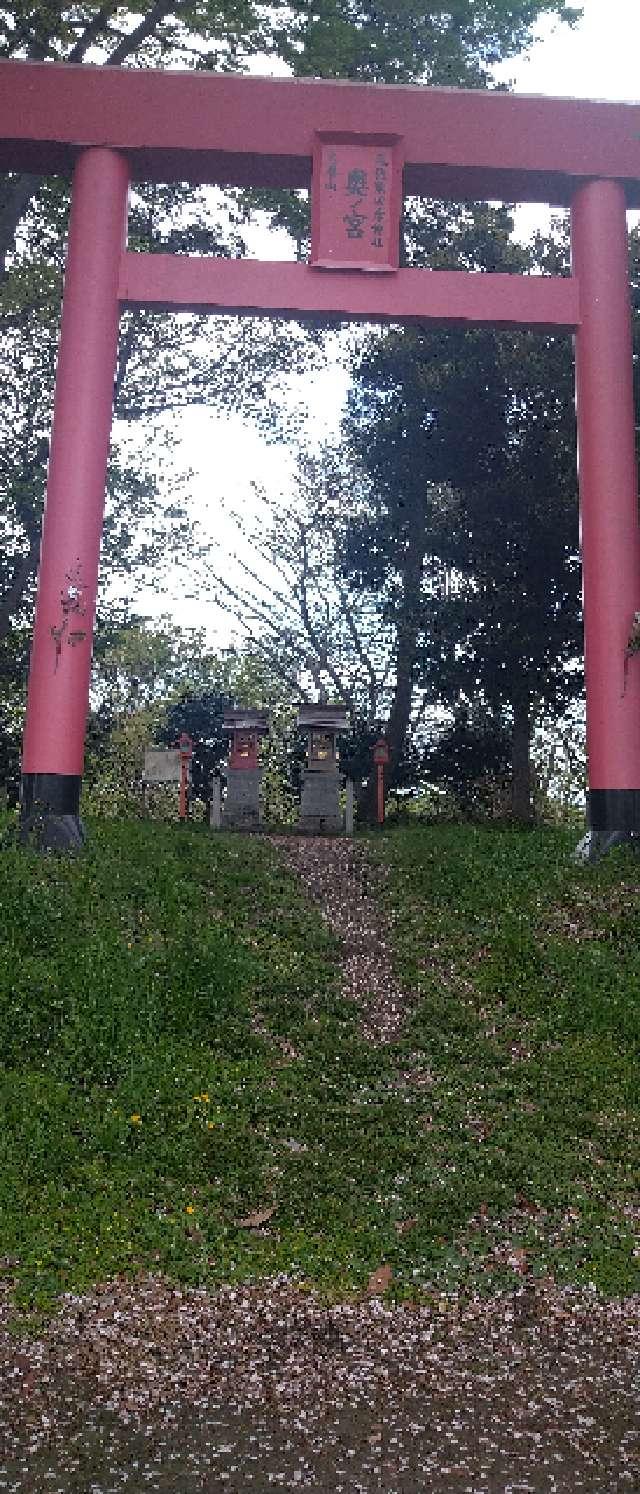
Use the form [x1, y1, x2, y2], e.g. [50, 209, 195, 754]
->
[126, 0, 640, 647]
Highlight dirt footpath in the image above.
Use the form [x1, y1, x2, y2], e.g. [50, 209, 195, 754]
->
[1, 1275, 638, 1492]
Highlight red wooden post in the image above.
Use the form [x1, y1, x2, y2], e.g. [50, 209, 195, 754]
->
[571, 179, 640, 837]
[178, 733, 193, 822]
[373, 738, 390, 826]
[20, 146, 129, 848]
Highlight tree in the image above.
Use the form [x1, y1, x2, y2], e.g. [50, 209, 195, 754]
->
[423, 704, 511, 819]
[197, 449, 396, 709]
[87, 619, 300, 821]
[160, 690, 232, 804]
[341, 218, 583, 820]
[0, 170, 315, 653]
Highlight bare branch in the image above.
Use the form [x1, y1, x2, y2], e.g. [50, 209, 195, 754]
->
[67, 5, 114, 63]
[105, 0, 185, 66]
[0, 534, 39, 639]
[0, 174, 43, 277]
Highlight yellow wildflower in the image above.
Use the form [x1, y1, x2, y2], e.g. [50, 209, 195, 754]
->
[130, 1113, 142, 1125]
[186, 1204, 195, 1215]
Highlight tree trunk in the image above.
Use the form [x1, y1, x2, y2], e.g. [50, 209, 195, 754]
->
[0, 175, 43, 278]
[0, 539, 40, 642]
[512, 696, 533, 824]
[386, 535, 426, 784]
[354, 534, 425, 826]
[356, 774, 378, 824]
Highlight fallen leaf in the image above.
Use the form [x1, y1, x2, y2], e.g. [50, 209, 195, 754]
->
[516, 1194, 540, 1214]
[394, 1218, 418, 1236]
[366, 1263, 392, 1295]
[508, 1248, 529, 1275]
[235, 1205, 277, 1229]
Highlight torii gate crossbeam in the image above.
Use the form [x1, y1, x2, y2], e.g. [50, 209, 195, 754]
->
[1, 60, 639, 853]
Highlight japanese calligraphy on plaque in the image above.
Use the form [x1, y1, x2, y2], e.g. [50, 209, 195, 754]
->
[310, 132, 403, 273]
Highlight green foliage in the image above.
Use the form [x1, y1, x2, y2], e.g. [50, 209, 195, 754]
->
[423, 706, 512, 817]
[339, 218, 585, 816]
[160, 689, 238, 808]
[0, 2, 280, 70]
[266, 1, 580, 88]
[85, 627, 301, 822]
[0, 3, 580, 80]
[344, 231, 582, 710]
[84, 704, 168, 820]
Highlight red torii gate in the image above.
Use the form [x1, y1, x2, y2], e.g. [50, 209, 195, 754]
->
[2, 60, 640, 853]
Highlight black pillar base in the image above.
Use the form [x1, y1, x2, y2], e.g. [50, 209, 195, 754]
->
[573, 790, 640, 864]
[588, 789, 640, 833]
[19, 773, 85, 852]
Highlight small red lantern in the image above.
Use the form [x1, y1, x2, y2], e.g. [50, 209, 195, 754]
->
[223, 709, 269, 773]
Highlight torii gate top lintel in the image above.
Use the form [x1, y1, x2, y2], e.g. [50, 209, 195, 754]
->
[2, 59, 640, 207]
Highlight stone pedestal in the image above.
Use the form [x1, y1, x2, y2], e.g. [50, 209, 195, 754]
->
[299, 767, 342, 834]
[222, 768, 262, 829]
[297, 699, 349, 835]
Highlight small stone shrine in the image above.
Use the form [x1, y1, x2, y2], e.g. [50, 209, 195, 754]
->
[298, 701, 349, 833]
[222, 708, 269, 829]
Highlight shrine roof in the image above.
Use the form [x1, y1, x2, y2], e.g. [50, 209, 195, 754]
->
[298, 704, 350, 731]
[223, 709, 270, 734]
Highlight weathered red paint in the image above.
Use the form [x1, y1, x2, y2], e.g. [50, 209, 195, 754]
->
[3, 61, 640, 206]
[118, 253, 580, 330]
[21, 147, 129, 778]
[571, 180, 640, 792]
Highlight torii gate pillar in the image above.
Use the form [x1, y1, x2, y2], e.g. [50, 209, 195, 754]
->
[20, 147, 129, 849]
[571, 180, 640, 858]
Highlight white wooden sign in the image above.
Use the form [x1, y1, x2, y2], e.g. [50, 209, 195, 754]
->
[142, 747, 183, 784]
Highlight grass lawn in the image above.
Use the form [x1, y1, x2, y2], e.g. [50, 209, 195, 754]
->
[0, 819, 637, 1316]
